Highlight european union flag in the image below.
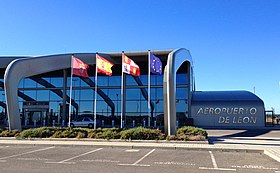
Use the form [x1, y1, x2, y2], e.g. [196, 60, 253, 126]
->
[150, 53, 162, 75]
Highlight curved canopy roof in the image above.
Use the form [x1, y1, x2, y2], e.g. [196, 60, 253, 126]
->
[192, 91, 263, 102]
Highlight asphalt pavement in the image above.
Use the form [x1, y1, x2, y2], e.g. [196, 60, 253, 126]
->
[0, 128, 279, 173]
[0, 145, 279, 173]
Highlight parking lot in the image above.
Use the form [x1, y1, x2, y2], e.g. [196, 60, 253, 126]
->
[0, 145, 279, 173]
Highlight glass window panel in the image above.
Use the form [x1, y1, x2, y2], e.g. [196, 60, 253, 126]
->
[153, 87, 163, 100]
[114, 99, 121, 117]
[126, 101, 140, 113]
[139, 75, 148, 85]
[97, 76, 109, 86]
[156, 75, 164, 85]
[42, 77, 51, 83]
[79, 101, 93, 114]
[24, 78, 37, 88]
[95, 89, 109, 100]
[95, 101, 108, 116]
[71, 78, 80, 88]
[80, 89, 93, 100]
[108, 76, 121, 86]
[49, 90, 62, 101]
[0, 91, 5, 102]
[108, 89, 121, 100]
[176, 88, 188, 99]
[126, 89, 140, 100]
[126, 75, 138, 86]
[80, 77, 92, 87]
[36, 90, 50, 101]
[150, 75, 157, 86]
[49, 101, 61, 113]
[176, 74, 188, 85]
[50, 77, 63, 87]
[139, 88, 147, 100]
[154, 99, 164, 113]
[140, 101, 148, 113]
[19, 79, 24, 88]
[176, 100, 188, 113]
[22, 91, 36, 100]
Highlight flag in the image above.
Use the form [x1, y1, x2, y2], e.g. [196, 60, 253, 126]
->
[72, 56, 89, 77]
[122, 54, 140, 76]
[96, 54, 114, 76]
[150, 53, 162, 75]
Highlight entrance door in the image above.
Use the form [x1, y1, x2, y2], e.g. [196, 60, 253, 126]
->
[265, 110, 274, 127]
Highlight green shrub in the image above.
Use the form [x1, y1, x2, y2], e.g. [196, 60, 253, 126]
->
[120, 127, 165, 140]
[100, 128, 121, 139]
[0, 129, 20, 137]
[0, 127, 6, 133]
[50, 128, 89, 138]
[93, 128, 121, 139]
[1, 126, 207, 141]
[19, 127, 63, 138]
[175, 126, 208, 141]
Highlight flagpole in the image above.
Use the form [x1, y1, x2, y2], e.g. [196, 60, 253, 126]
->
[94, 53, 98, 130]
[148, 50, 151, 127]
[68, 56, 74, 128]
[121, 51, 124, 128]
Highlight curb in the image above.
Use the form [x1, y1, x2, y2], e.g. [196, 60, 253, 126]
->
[0, 138, 264, 153]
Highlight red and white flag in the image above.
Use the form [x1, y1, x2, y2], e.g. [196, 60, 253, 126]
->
[72, 56, 89, 77]
[122, 54, 140, 76]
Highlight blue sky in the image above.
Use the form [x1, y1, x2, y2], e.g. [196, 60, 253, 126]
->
[0, 0, 280, 112]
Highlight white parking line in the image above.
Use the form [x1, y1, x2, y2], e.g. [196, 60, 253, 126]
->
[18, 157, 50, 161]
[199, 167, 237, 171]
[0, 146, 9, 149]
[46, 148, 103, 164]
[82, 159, 120, 163]
[0, 146, 55, 160]
[118, 149, 155, 167]
[209, 151, 218, 169]
[199, 151, 236, 171]
[125, 149, 139, 152]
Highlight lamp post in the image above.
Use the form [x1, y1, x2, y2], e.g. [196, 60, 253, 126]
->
[1, 93, 5, 116]
[116, 94, 118, 117]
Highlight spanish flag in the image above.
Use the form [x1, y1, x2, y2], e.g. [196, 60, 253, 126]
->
[96, 54, 114, 76]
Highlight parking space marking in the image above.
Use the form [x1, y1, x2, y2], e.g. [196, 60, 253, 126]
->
[118, 149, 155, 167]
[46, 148, 103, 164]
[18, 157, 50, 161]
[0, 146, 9, 149]
[209, 151, 218, 169]
[199, 167, 237, 171]
[82, 159, 120, 163]
[125, 149, 139, 152]
[232, 165, 279, 170]
[154, 161, 195, 166]
[0, 146, 55, 160]
[199, 151, 236, 171]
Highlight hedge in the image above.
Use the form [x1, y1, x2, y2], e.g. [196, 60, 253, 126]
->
[0, 126, 208, 141]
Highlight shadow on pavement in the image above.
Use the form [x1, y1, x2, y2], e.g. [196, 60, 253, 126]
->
[208, 129, 275, 145]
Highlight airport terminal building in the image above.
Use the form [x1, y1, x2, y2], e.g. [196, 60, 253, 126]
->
[0, 48, 276, 135]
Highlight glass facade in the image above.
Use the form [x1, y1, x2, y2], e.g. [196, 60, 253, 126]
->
[0, 72, 189, 127]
